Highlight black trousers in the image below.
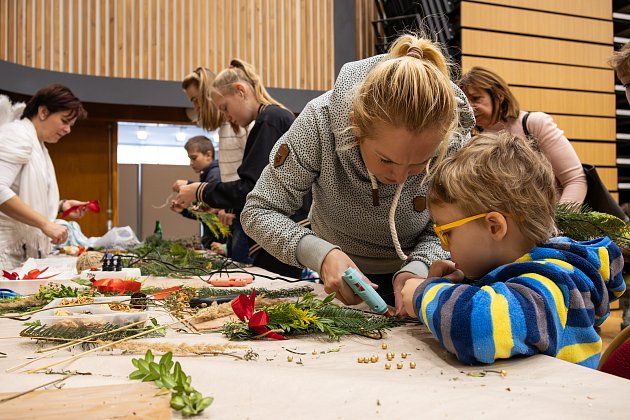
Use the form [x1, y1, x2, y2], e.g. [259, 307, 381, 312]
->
[363, 272, 396, 307]
[253, 249, 303, 279]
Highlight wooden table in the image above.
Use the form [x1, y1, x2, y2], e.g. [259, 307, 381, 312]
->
[0, 267, 629, 419]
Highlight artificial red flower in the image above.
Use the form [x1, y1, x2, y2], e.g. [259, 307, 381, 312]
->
[2, 270, 19, 280]
[231, 289, 285, 340]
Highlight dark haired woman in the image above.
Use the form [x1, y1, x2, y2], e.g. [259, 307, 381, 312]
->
[0, 84, 88, 269]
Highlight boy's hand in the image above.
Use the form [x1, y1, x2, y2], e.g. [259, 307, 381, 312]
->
[172, 179, 188, 192]
[428, 260, 465, 283]
[169, 200, 186, 213]
[393, 272, 423, 317]
[401, 277, 423, 318]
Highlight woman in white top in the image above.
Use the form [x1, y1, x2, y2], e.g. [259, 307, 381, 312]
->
[0, 85, 88, 269]
[172, 68, 252, 263]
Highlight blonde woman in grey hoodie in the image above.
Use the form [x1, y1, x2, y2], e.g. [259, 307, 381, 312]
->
[241, 34, 475, 315]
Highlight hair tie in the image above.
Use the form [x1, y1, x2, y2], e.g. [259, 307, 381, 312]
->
[406, 46, 423, 59]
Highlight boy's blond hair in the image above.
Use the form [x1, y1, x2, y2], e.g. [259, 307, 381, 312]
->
[428, 131, 557, 244]
[182, 67, 224, 131]
[457, 67, 521, 125]
[351, 34, 458, 170]
[213, 59, 284, 109]
[609, 42, 630, 79]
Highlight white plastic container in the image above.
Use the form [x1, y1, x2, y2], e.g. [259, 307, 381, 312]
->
[32, 296, 150, 327]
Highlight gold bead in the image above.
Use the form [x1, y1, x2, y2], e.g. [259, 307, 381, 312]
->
[386, 355, 393, 361]
[370, 355, 378, 363]
[500, 369, 507, 377]
[409, 362, 416, 369]
[381, 343, 388, 350]
[397, 362, 403, 369]
[363, 357, 370, 363]
[358, 357, 364, 363]
[401, 352, 408, 359]
[385, 363, 391, 370]
[312, 351, 318, 355]
[287, 355, 293, 362]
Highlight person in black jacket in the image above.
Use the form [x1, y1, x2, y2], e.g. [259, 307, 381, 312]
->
[170, 136, 222, 248]
[174, 59, 311, 278]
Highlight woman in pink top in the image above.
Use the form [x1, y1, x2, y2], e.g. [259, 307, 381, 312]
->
[458, 66, 587, 204]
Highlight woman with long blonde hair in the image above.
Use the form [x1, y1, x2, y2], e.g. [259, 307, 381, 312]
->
[239, 34, 475, 314]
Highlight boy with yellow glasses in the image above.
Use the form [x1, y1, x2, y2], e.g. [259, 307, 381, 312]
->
[402, 132, 625, 368]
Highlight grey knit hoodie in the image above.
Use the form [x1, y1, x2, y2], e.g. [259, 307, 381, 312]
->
[241, 54, 475, 278]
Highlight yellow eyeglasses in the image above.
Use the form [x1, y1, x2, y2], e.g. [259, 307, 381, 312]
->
[433, 213, 488, 247]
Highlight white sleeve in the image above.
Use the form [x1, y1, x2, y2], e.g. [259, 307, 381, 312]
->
[0, 158, 21, 205]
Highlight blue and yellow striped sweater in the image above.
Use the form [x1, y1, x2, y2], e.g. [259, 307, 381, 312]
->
[411, 236, 626, 368]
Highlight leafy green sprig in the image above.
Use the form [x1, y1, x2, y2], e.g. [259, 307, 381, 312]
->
[129, 350, 213, 417]
[36, 283, 93, 302]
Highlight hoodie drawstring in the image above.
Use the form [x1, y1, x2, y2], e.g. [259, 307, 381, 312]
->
[368, 171, 408, 261]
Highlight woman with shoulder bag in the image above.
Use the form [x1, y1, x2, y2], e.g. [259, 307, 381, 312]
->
[458, 66, 587, 204]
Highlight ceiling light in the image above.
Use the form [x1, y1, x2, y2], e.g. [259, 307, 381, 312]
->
[136, 126, 148, 140]
[175, 128, 187, 142]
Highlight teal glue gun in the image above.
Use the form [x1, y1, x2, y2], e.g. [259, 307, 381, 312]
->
[342, 267, 389, 315]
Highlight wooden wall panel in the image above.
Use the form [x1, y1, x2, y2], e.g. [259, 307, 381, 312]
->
[549, 115, 616, 142]
[470, 0, 612, 20]
[461, 56, 614, 93]
[511, 87, 615, 117]
[461, 2, 612, 44]
[461, 30, 612, 69]
[47, 120, 116, 237]
[356, 0, 377, 59]
[0, 0, 335, 90]
[572, 142, 617, 167]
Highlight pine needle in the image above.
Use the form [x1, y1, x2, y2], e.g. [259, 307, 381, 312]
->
[555, 203, 630, 249]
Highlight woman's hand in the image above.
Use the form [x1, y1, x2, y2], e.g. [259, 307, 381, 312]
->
[393, 272, 423, 317]
[175, 182, 199, 209]
[320, 249, 378, 306]
[60, 200, 89, 218]
[172, 179, 189, 193]
[41, 221, 68, 244]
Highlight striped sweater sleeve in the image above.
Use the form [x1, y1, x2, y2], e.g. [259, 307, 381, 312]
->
[412, 238, 625, 368]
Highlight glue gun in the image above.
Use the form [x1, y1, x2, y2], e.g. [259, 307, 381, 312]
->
[341, 267, 389, 316]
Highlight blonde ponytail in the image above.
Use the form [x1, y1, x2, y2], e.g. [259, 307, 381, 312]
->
[213, 59, 285, 109]
[352, 33, 458, 172]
